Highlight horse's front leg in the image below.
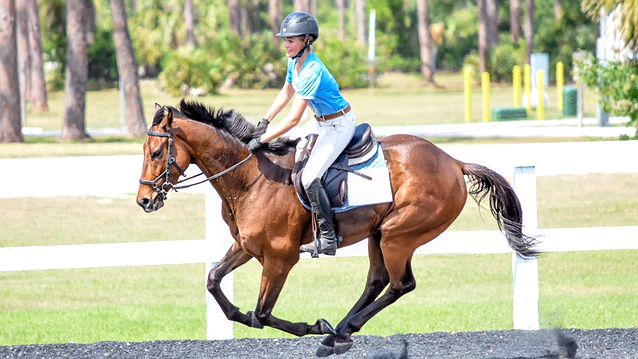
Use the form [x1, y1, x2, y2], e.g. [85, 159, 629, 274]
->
[207, 242, 255, 327]
[250, 256, 336, 337]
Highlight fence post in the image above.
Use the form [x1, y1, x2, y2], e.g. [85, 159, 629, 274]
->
[512, 166, 540, 330]
[205, 190, 235, 340]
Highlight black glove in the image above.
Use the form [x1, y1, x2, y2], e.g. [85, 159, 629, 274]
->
[255, 118, 269, 136]
[248, 137, 263, 153]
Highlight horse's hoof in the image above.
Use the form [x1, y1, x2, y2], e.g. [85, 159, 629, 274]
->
[315, 343, 335, 357]
[334, 338, 353, 355]
[318, 319, 336, 335]
[247, 311, 263, 329]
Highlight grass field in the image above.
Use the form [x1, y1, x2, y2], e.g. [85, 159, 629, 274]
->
[22, 72, 600, 131]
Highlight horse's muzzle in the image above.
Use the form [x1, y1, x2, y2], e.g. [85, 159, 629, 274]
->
[137, 193, 165, 213]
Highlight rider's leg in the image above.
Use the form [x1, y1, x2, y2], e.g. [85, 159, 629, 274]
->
[300, 112, 356, 255]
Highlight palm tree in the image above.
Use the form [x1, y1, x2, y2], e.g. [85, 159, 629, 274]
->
[16, 0, 28, 126]
[0, 0, 23, 143]
[110, 0, 146, 137]
[229, 0, 241, 36]
[62, 0, 91, 141]
[524, 0, 535, 63]
[25, 0, 48, 113]
[336, 0, 346, 40]
[582, 0, 638, 52]
[417, 0, 434, 84]
[511, 0, 521, 43]
[269, 0, 282, 36]
[478, 0, 498, 72]
[184, 0, 198, 47]
[356, 0, 367, 46]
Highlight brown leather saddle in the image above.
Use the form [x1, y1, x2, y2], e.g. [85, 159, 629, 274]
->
[292, 123, 378, 210]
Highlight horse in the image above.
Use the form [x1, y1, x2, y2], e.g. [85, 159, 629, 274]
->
[136, 100, 538, 357]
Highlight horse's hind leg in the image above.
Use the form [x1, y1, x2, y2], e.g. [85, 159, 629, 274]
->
[317, 232, 390, 357]
[330, 246, 417, 355]
[207, 242, 255, 326]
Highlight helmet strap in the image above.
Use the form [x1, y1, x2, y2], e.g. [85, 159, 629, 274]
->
[291, 36, 311, 60]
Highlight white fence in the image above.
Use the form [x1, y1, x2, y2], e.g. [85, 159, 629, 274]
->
[1, 141, 637, 340]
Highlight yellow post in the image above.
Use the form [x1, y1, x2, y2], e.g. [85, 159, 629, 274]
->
[524, 64, 532, 113]
[513, 65, 522, 107]
[464, 66, 473, 122]
[481, 71, 491, 122]
[537, 70, 545, 120]
[556, 61, 564, 113]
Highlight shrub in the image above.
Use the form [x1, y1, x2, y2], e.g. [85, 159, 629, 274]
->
[159, 47, 225, 96]
[489, 40, 526, 82]
[315, 36, 368, 89]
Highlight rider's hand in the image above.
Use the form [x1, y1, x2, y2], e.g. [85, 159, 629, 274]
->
[248, 137, 263, 153]
[255, 118, 269, 136]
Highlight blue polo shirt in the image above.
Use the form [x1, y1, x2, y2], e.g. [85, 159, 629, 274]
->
[286, 52, 349, 117]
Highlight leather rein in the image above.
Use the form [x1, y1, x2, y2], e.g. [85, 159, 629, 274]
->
[138, 129, 253, 196]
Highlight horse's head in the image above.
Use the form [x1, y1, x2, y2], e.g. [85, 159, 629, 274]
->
[136, 104, 191, 213]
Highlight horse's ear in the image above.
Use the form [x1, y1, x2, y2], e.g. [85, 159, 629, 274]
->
[155, 103, 162, 111]
[158, 107, 173, 131]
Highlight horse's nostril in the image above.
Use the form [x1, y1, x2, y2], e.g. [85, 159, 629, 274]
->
[138, 198, 150, 208]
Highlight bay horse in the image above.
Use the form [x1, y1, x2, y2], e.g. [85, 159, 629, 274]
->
[136, 100, 538, 356]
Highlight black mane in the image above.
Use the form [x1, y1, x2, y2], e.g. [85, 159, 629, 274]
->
[152, 99, 297, 155]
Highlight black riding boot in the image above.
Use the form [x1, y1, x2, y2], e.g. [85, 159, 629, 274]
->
[300, 178, 339, 256]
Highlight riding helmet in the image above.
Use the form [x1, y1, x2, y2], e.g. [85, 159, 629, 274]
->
[276, 11, 319, 41]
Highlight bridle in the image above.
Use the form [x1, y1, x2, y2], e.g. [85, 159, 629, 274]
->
[138, 127, 253, 197]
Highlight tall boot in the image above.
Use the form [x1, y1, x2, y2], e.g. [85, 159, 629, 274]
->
[300, 178, 340, 256]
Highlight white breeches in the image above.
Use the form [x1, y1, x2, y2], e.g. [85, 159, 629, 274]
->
[300, 111, 356, 188]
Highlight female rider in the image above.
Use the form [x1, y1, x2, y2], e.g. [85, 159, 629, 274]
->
[248, 11, 356, 256]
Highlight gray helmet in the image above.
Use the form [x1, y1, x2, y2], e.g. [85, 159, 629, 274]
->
[276, 12, 319, 41]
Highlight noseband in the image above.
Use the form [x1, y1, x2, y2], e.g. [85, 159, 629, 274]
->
[138, 128, 253, 197]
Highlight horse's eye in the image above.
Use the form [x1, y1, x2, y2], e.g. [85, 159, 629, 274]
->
[151, 149, 163, 160]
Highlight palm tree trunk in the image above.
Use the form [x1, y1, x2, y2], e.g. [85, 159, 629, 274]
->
[417, 0, 434, 84]
[524, 0, 535, 62]
[356, 0, 367, 46]
[62, 0, 90, 140]
[511, 0, 521, 43]
[15, 0, 28, 127]
[184, 0, 198, 47]
[110, 0, 146, 137]
[336, 0, 346, 40]
[229, 0, 241, 36]
[25, 0, 48, 112]
[0, 0, 23, 142]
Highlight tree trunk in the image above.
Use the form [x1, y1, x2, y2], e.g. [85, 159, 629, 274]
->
[417, 0, 434, 83]
[294, 0, 310, 13]
[62, 0, 90, 140]
[229, 0, 241, 36]
[356, 0, 367, 46]
[15, 0, 28, 127]
[269, 0, 282, 34]
[478, 0, 488, 72]
[269, 0, 282, 47]
[336, 0, 346, 40]
[486, 0, 498, 50]
[0, 0, 23, 143]
[110, 0, 146, 137]
[511, 0, 521, 43]
[25, 0, 48, 113]
[524, 0, 535, 62]
[554, 0, 563, 21]
[184, 0, 197, 47]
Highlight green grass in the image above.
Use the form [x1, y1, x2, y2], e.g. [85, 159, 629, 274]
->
[22, 72, 601, 131]
[1, 251, 636, 346]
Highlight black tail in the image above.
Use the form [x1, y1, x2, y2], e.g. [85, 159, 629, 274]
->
[462, 163, 539, 258]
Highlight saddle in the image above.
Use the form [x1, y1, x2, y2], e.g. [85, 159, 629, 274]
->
[292, 123, 378, 209]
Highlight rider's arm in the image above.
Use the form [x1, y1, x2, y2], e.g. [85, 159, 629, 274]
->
[259, 95, 308, 143]
[263, 82, 295, 122]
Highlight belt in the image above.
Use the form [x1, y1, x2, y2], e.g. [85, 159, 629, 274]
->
[315, 105, 351, 122]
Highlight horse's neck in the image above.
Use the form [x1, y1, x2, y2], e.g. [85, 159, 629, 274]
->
[176, 119, 254, 192]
